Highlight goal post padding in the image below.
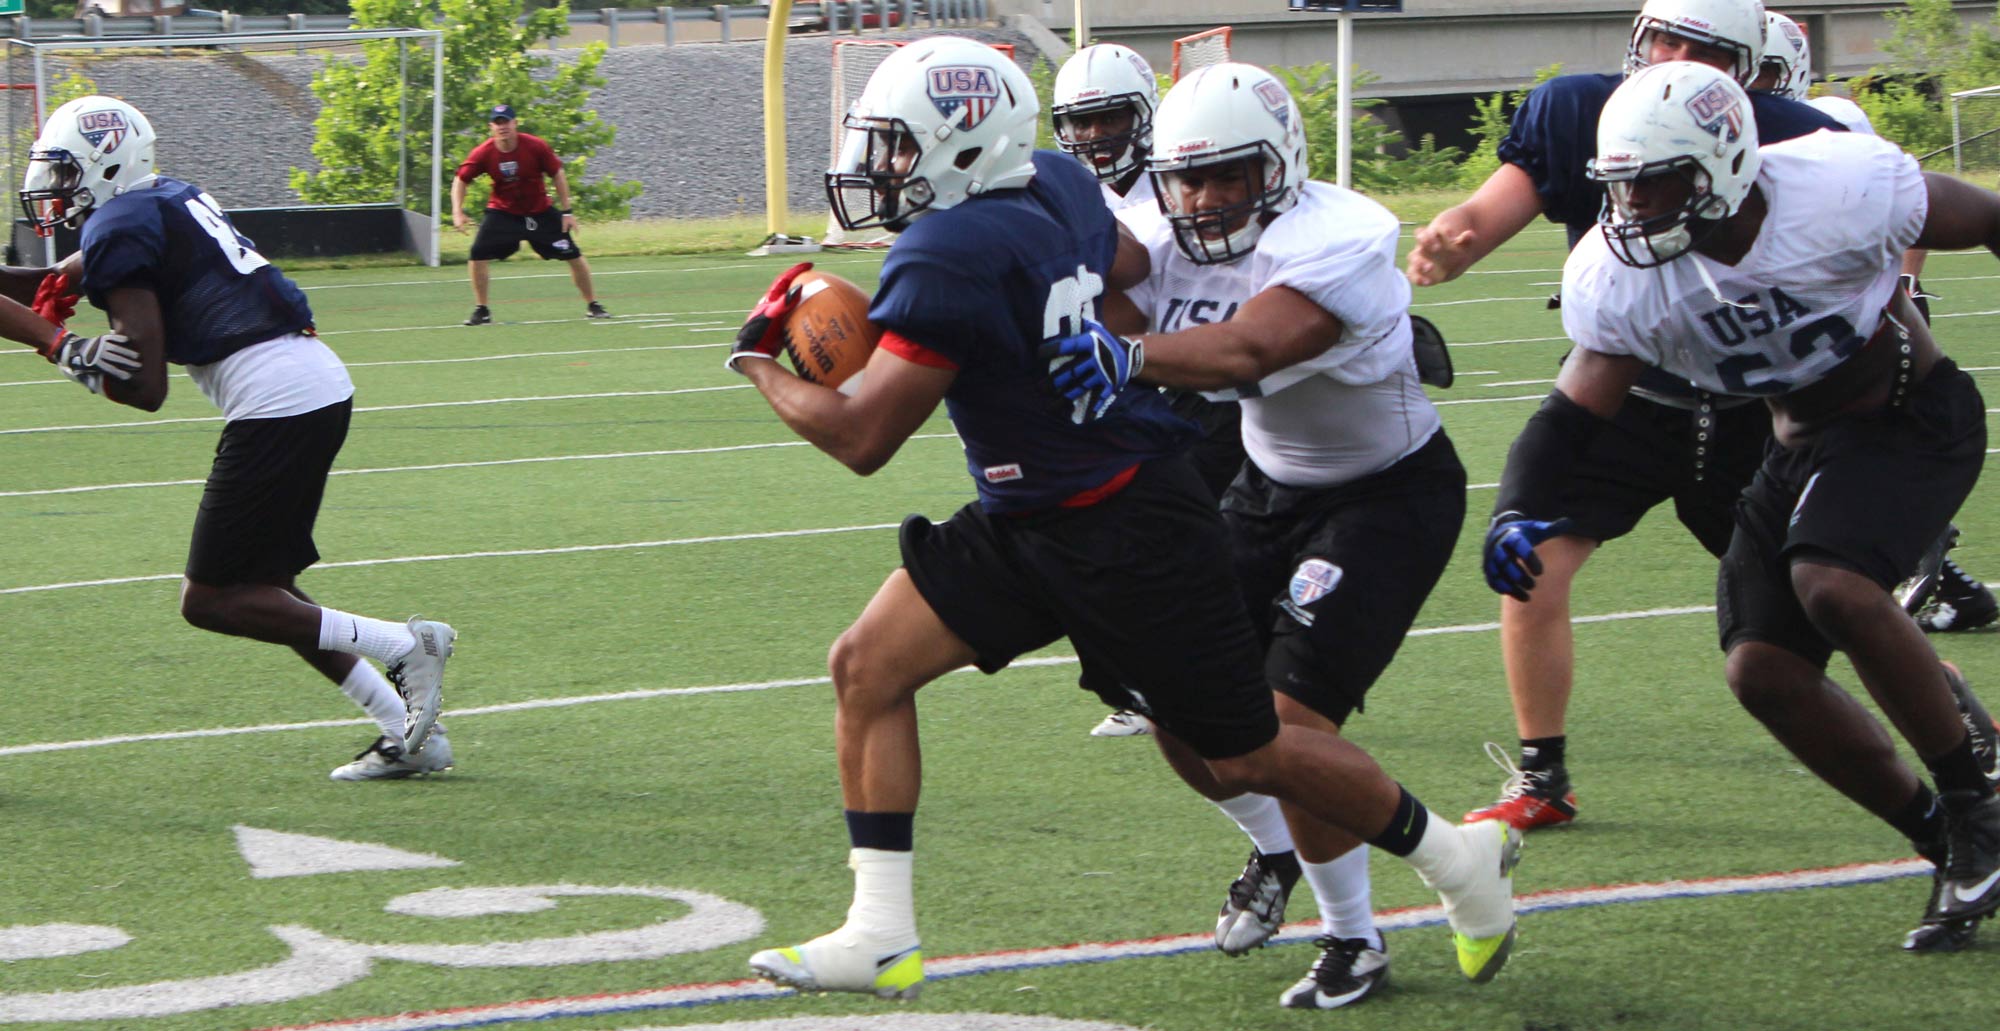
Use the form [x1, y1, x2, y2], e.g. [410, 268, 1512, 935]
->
[2, 30, 444, 266]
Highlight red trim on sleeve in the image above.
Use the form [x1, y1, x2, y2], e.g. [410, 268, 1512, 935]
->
[879, 330, 959, 370]
[1060, 464, 1139, 508]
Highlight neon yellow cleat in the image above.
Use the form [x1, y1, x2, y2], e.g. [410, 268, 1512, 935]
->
[748, 927, 923, 1000]
[1440, 819, 1523, 983]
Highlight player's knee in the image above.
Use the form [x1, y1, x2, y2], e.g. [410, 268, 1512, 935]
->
[178, 584, 232, 634]
[827, 627, 906, 712]
[1203, 750, 1285, 798]
[1789, 561, 1873, 648]
[1725, 643, 1807, 722]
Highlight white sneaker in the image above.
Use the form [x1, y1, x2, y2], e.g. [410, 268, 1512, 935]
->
[1425, 819, 1521, 983]
[747, 925, 924, 999]
[1279, 936, 1389, 1009]
[330, 733, 453, 781]
[1091, 709, 1152, 737]
[390, 616, 456, 754]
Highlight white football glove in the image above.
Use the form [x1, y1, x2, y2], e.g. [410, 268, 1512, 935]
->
[52, 331, 139, 394]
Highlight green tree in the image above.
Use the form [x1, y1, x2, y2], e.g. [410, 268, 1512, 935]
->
[1456, 63, 1562, 190]
[291, 0, 640, 219]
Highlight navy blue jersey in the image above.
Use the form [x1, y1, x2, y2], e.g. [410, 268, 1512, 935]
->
[1499, 74, 1847, 398]
[869, 151, 1198, 514]
[80, 176, 314, 366]
[1500, 73, 1848, 247]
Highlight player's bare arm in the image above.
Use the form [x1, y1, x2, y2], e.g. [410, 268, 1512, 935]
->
[1099, 290, 1146, 336]
[1913, 172, 2000, 255]
[0, 264, 61, 306]
[1135, 285, 1341, 392]
[101, 285, 169, 411]
[1407, 163, 1543, 286]
[449, 176, 469, 230]
[1549, 346, 1646, 420]
[741, 348, 954, 475]
[0, 292, 63, 352]
[553, 168, 578, 232]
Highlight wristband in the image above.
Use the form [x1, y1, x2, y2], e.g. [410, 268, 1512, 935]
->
[559, 209, 573, 215]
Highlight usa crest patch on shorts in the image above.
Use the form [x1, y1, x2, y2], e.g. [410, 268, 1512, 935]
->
[1280, 557, 1342, 626]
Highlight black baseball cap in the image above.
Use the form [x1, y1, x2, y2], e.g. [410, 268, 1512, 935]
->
[489, 104, 516, 122]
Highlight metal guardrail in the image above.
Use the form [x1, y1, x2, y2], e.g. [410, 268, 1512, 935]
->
[0, 2, 991, 43]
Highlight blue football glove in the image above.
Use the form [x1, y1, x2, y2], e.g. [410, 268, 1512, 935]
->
[1483, 513, 1575, 602]
[1037, 319, 1144, 424]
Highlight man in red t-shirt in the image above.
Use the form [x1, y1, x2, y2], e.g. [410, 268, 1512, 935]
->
[451, 104, 607, 326]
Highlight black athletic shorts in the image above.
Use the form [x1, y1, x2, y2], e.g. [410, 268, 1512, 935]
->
[1166, 389, 1245, 503]
[1718, 361, 1986, 667]
[1560, 393, 1769, 557]
[1223, 430, 1467, 725]
[186, 398, 351, 586]
[469, 207, 583, 262]
[900, 456, 1280, 760]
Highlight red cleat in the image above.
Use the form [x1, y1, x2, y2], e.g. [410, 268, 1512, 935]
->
[1463, 742, 1578, 831]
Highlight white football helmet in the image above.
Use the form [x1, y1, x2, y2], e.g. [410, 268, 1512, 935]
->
[1051, 43, 1158, 185]
[1588, 61, 1761, 267]
[825, 36, 1038, 232]
[1624, 0, 1767, 85]
[20, 95, 156, 235]
[1146, 63, 1306, 265]
[1759, 11, 1812, 99]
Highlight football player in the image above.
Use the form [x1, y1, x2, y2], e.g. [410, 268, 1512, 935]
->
[733, 37, 1519, 1002]
[1488, 62, 2000, 951]
[14, 97, 459, 781]
[1044, 63, 1475, 1009]
[1406, 0, 1858, 833]
[1755, 11, 2000, 634]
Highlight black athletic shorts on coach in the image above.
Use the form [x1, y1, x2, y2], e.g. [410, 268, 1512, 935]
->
[469, 207, 583, 262]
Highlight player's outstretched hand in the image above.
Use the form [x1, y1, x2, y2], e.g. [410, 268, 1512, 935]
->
[51, 331, 139, 395]
[1406, 224, 1477, 287]
[727, 261, 814, 374]
[32, 270, 77, 328]
[1483, 513, 1574, 602]
[1038, 319, 1143, 424]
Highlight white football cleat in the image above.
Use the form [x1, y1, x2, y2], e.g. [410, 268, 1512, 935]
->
[1424, 819, 1521, 983]
[330, 732, 453, 781]
[748, 926, 923, 999]
[391, 616, 456, 754]
[1090, 709, 1152, 737]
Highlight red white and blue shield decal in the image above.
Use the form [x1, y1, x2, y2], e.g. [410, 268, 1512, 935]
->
[1683, 80, 1745, 145]
[77, 109, 127, 154]
[927, 65, 1000, 129]
[1289, 558, 1342, 607]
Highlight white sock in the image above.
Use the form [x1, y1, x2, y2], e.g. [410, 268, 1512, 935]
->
[338, 661, 408, 739]
[1401, 809, 1470, 889]
[1305, 846, 1380, 950]
[843, 848, 919, 946]
[318, 608, 416, 665]
[1213, 793, 1296, 856]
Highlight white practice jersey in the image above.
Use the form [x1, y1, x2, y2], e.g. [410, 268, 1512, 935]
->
[1808, 95, 1874, 135]
[1102, 171, 1157, 214]
[1126, 181, 1439, 488]
[1562, 131, 1925, 399]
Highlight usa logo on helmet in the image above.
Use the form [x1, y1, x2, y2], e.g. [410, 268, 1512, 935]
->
[1253, 79, 1292, 131]
[927, 66, 999, 129]
[1684, 81, 1744, 144]
[77, 109, 127, 153]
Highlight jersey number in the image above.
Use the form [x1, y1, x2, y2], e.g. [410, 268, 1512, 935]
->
[1042, 264, 1104, 341]
[183, 192, 270, 276]
[1713, 313, 1865, 395]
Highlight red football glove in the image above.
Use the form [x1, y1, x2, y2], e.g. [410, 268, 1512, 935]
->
[32, 270, 78, 333]
[725, 261, 813, 374]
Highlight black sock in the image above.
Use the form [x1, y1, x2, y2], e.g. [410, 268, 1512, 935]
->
[1520, 735, 1567, 773]
[844, 810, 914, 852]
[1367, 785, 1430, 858]
[1890, 783, 1946, 854]
[1925, 737, 1994, 797]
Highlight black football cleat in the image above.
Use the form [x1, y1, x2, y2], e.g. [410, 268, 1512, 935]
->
[1932, 791, 2000, 924]
[463, 305, 492, 327]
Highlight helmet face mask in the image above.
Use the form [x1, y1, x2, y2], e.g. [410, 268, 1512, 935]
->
[823, 36, 1039, 233]
[1154, 148, 1282, 265]
[17, 96, 157, 237]
[1595, 158, 1725, 266]
[1756, 12, 1812, 99]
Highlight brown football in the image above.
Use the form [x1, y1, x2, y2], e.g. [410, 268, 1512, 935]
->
[782, 271, 881, 394]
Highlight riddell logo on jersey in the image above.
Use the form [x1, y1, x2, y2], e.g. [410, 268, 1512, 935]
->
[983, 464, 1023, 484]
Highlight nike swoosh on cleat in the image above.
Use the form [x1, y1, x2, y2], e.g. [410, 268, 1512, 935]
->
[876, 945, 920, 972]
[1953, 869, 2000, 903]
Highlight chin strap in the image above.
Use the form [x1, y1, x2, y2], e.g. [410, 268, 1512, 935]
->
[1692, 256, 1759, 312]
